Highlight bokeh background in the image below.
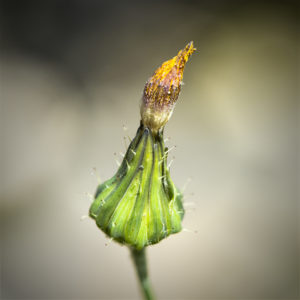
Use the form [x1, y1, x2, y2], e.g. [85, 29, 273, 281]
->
[1, 0, 299, 299]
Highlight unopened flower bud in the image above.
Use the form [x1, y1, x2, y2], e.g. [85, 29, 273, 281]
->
[141, 41, 195, 134]
[90, 42, 195, 250]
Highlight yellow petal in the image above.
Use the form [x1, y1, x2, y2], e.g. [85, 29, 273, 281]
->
[141, 41, 195, 134]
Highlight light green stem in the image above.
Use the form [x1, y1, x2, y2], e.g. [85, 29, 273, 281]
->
[130, 247, 155, 300]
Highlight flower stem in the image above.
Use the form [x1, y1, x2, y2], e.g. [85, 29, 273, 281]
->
[130, 247, 155, 300]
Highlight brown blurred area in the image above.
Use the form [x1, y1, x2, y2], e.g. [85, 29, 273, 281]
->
[0, 0, 299, 299]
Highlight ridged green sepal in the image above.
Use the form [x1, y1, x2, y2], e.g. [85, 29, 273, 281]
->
[89, 125, 184, 250]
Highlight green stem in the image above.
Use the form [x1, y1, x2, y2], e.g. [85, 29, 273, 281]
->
[130, 247, 155, 300]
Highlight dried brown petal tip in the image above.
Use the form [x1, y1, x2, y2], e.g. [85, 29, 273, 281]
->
[141, 41, 195, 134]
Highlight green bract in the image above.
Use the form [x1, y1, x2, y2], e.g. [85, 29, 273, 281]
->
[89, 124, 184, 250]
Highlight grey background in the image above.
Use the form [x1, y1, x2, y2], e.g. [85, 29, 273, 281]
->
[1, 0, 299, 299]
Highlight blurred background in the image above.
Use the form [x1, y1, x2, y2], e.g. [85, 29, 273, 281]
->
[0, 0, 298, 299]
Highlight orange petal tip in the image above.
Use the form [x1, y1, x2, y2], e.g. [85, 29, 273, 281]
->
[141, 42, 195, 134]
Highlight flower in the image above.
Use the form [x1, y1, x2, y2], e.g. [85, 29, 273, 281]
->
[89, 42, 195, 250]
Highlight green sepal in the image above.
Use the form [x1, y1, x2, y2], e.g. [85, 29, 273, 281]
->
[89, 124, 184, 250]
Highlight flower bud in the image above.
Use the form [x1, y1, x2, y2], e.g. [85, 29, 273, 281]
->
[141, 41, 195, 134]
[90, 43, 195, 250]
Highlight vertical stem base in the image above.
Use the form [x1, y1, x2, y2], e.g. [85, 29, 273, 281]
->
[130, 247, 155, 300]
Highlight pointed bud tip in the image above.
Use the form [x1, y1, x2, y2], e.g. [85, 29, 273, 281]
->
[176, 41, 196, 68]
[141, 42, 195, 134]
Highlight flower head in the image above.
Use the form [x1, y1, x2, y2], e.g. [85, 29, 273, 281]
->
[141, 41, 195, 134]
[90, 42, 195, 250]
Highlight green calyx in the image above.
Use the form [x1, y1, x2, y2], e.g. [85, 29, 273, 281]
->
[89, 124, 184, 250]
